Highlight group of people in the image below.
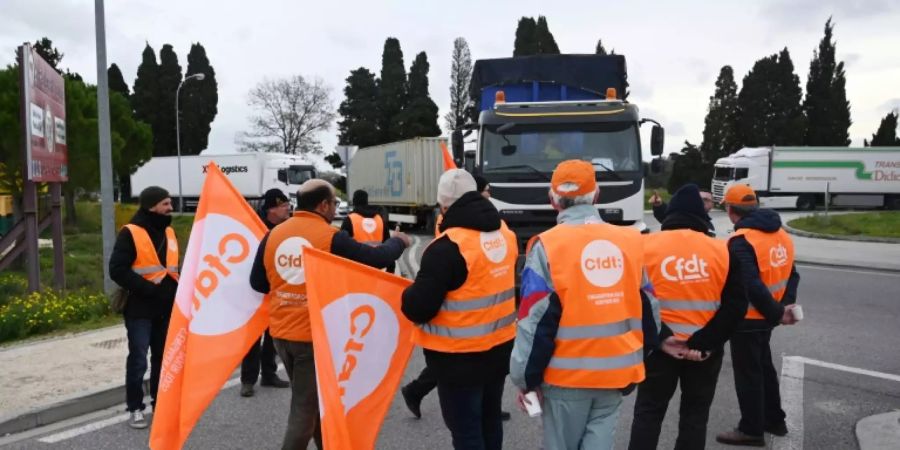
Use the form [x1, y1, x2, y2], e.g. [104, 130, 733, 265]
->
[109, 156, 800, 450]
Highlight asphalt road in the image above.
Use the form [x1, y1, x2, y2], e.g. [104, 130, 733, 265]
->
[3, 224, 899, 449]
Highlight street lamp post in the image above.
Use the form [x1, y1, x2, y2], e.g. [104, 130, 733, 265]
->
[175, 73, 205, 213]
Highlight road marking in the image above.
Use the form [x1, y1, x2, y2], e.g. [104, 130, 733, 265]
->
[36, 367, 273, 444]
[404, 235, 425, 277]
[774, 356, 900, 450]
[796, 264, 900, 277]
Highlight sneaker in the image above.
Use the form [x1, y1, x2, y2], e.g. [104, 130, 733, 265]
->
[401, 385, 422, 419]
[128, 411, 148, 429]
[240, 383, 255, 397]
[716, 429, 765, 447]
[765, 422, 788, 436]
[260, 375, 290, 388]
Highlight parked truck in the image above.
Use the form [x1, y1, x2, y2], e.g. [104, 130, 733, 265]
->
[346, 137, 447, 227]
[711, 146, 900, 210]
[130, 153, 317, 211]
[459, 54, 664, 251]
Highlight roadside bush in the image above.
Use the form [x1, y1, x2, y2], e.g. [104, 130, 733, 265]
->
[0, 272, 28, 307]
[0, 289, 110, 343]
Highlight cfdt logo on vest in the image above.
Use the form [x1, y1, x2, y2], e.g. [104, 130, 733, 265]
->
[769, 243, 788, 268]
[580, 240, 625, 288]
[661, 254, 710, 283]
[480, 230, 508, 263]
[275, 237, 313, 285]
[361, 218, 378, 234]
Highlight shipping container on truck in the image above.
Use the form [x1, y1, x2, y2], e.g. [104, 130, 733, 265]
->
[462, 54, 665, 253]
[130, 153, 317, 211]
[711, 146, 900, 210]
[347, 137, 446, 228]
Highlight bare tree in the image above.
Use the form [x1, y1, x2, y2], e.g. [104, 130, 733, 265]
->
[243, 75, 335, 155]
[444, 37, 473, 131]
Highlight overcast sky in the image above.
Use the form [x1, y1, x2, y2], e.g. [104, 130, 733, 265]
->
[2, 0, 899, 164]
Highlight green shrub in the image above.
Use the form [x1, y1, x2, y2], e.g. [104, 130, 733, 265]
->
[0, 289, 111, 343]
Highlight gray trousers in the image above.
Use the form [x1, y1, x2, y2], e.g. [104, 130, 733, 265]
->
[541, 384, 623, 450]
[273, 339, 322, 450]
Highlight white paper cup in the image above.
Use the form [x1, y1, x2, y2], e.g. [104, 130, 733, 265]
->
[791, 305, 804, 321]
[524, 391, 542, 418]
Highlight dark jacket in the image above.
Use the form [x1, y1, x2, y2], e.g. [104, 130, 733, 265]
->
[401, 192, 513, 386]
[728, 208, 800, 331]
[109, 209, 179, 319]
[654, 212, 749, 351]
[653, 201, 715, 235]
[248, 212, 406, 295]
[339, 205, 391, 243]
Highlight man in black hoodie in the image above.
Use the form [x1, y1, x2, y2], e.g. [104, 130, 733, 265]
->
[240, 189, 291, 397]
[715, 184, 801, 447]
[401, 169, 517, 450]
[629, 184, 749, 450]
[109, 187, 179, 430]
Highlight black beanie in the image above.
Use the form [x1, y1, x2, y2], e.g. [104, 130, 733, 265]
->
[139, 186, 170, 210]
[261, 188, 289, 211]
[665, 183, 707, 219]
[474, 175, 489, 194]
[352, 190, 368, 207]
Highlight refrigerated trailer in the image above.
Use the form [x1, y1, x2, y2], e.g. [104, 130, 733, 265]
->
[711, 146, 900, 210]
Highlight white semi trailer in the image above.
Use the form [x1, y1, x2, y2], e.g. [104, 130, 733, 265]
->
[711, 146, 900, 210]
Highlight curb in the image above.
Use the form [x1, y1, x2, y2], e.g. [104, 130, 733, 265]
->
[784, 220, 900, 244]
[0, 379, 149, 437]
[856, 410, 900, 450]
[795, 257, 900, 274]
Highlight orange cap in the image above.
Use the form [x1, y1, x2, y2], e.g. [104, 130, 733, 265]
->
[723, 184, 758, 206]
[551, 160, 597, 198]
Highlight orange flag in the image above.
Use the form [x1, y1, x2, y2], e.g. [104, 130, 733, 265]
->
[304, 248, 415, 450]
[440, 140, 457, 171]
[149, 163, 268, 450]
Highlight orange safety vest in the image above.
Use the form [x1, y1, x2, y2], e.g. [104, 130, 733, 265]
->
[731, 228, 794, 320]
[124, 224, 179, 284]
[264, 211, 338, 341]
[349, 213, 384, 246]
[644, 230, 729, 339]
[539, 222, 645, 389]
[413, 223, 518, 353]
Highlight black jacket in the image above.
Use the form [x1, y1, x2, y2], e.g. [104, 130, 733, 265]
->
[401, 192, 513, 386]
[109, 209, 179, 319]
[653, 212, 749, 352]
[249, 212, 406, 295]
[653, 201, 715, 235]
[339, 206, 391, 243]
[728, 209, 800, 331]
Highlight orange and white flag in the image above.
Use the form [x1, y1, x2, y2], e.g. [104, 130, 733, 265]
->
[149, 163, 268, 450]
[440, 140, 457, 171]
[304, 248, 415, 450]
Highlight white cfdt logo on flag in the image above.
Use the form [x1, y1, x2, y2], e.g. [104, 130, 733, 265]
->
[770, 243, 788, 267]
[361, 218, 378, 234]
[481, 230, 507, 263]
[581, 240, 625, 287]
[275, 237, 313, 285]
[661, 254, 710, 282]
[323, 293, 399, 411]
[175, 213, 263, 336]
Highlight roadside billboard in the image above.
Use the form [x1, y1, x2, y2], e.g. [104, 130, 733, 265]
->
[21, 44, 68, 182]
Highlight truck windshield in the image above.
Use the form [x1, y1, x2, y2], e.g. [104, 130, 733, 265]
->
[287, 166, 315, 185]
[713, 167, 733, 181]
[481, 122, 641, 178]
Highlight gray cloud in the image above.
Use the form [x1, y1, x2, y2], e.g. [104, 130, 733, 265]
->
[761, 0, 900, 30]
[879, 98, 900, 113]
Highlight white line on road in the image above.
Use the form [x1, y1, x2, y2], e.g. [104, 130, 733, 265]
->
[35, 368, 268, 444]
[792, 356, 900, 383]
[796, 264, 900, 277]
[404, 235, 425, 277]
[774, 356, 805, 450]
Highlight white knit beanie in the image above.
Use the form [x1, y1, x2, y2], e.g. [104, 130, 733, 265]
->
[437, 169, 477, 208]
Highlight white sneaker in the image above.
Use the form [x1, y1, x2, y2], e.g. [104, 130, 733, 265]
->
[128, 410, 148, 429]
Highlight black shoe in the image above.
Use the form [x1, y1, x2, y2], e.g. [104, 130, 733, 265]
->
[401, 385, 422, 419]
[240, 383, 255, 397]
[715, 429, 765, 447]
[501, 411, 511, 421]
[260, 375, 290, 388]
[765, 422, 788, 436]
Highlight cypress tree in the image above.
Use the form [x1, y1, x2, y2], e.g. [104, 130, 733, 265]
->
[338, 67, 381, 147]
[700, 66, 741, 164]
[131, 44, 160, 151]
[180, 43, 218, 154]
[535, 16, 560, 54]
[400, 52, 441, 138]
[737, 49, 806, 147]
[866, 111, 900, 146]
[513, 17, 539, 56]
[107, 63, 130, 98]
[803, 18, 851, 146]
[377, 38, 408, 143]
[156, 44, 183, 156]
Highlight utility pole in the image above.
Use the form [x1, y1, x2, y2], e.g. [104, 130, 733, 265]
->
[95, 0, 116, 295]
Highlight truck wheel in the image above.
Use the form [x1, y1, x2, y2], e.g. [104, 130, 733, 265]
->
[796, 195, 816, 211]
[885, 195, 900, 211]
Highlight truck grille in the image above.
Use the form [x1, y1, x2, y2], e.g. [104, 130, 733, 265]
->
[711, 182, 726, 202]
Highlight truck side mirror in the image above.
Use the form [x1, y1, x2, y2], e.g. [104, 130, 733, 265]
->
[277, 169, 288, 184]
[464, 150, 476, 173]
[451, 129, 464, 164]
[651, 125, 664, 156]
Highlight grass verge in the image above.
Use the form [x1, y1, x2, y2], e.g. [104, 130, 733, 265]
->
[787, 212, 900, 239]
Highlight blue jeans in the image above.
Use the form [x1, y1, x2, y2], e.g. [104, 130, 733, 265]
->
[125, 317, 169, 412]
[437, 376, 506, 450]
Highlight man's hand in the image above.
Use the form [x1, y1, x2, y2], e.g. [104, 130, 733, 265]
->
[661, 336, 688, 359]
[391, 226, 411, 247]
[685, 350, 710, 362]
[781, 304, 799, 325]
[649, 190, 663, 207]
[516, 388, 543, 412]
